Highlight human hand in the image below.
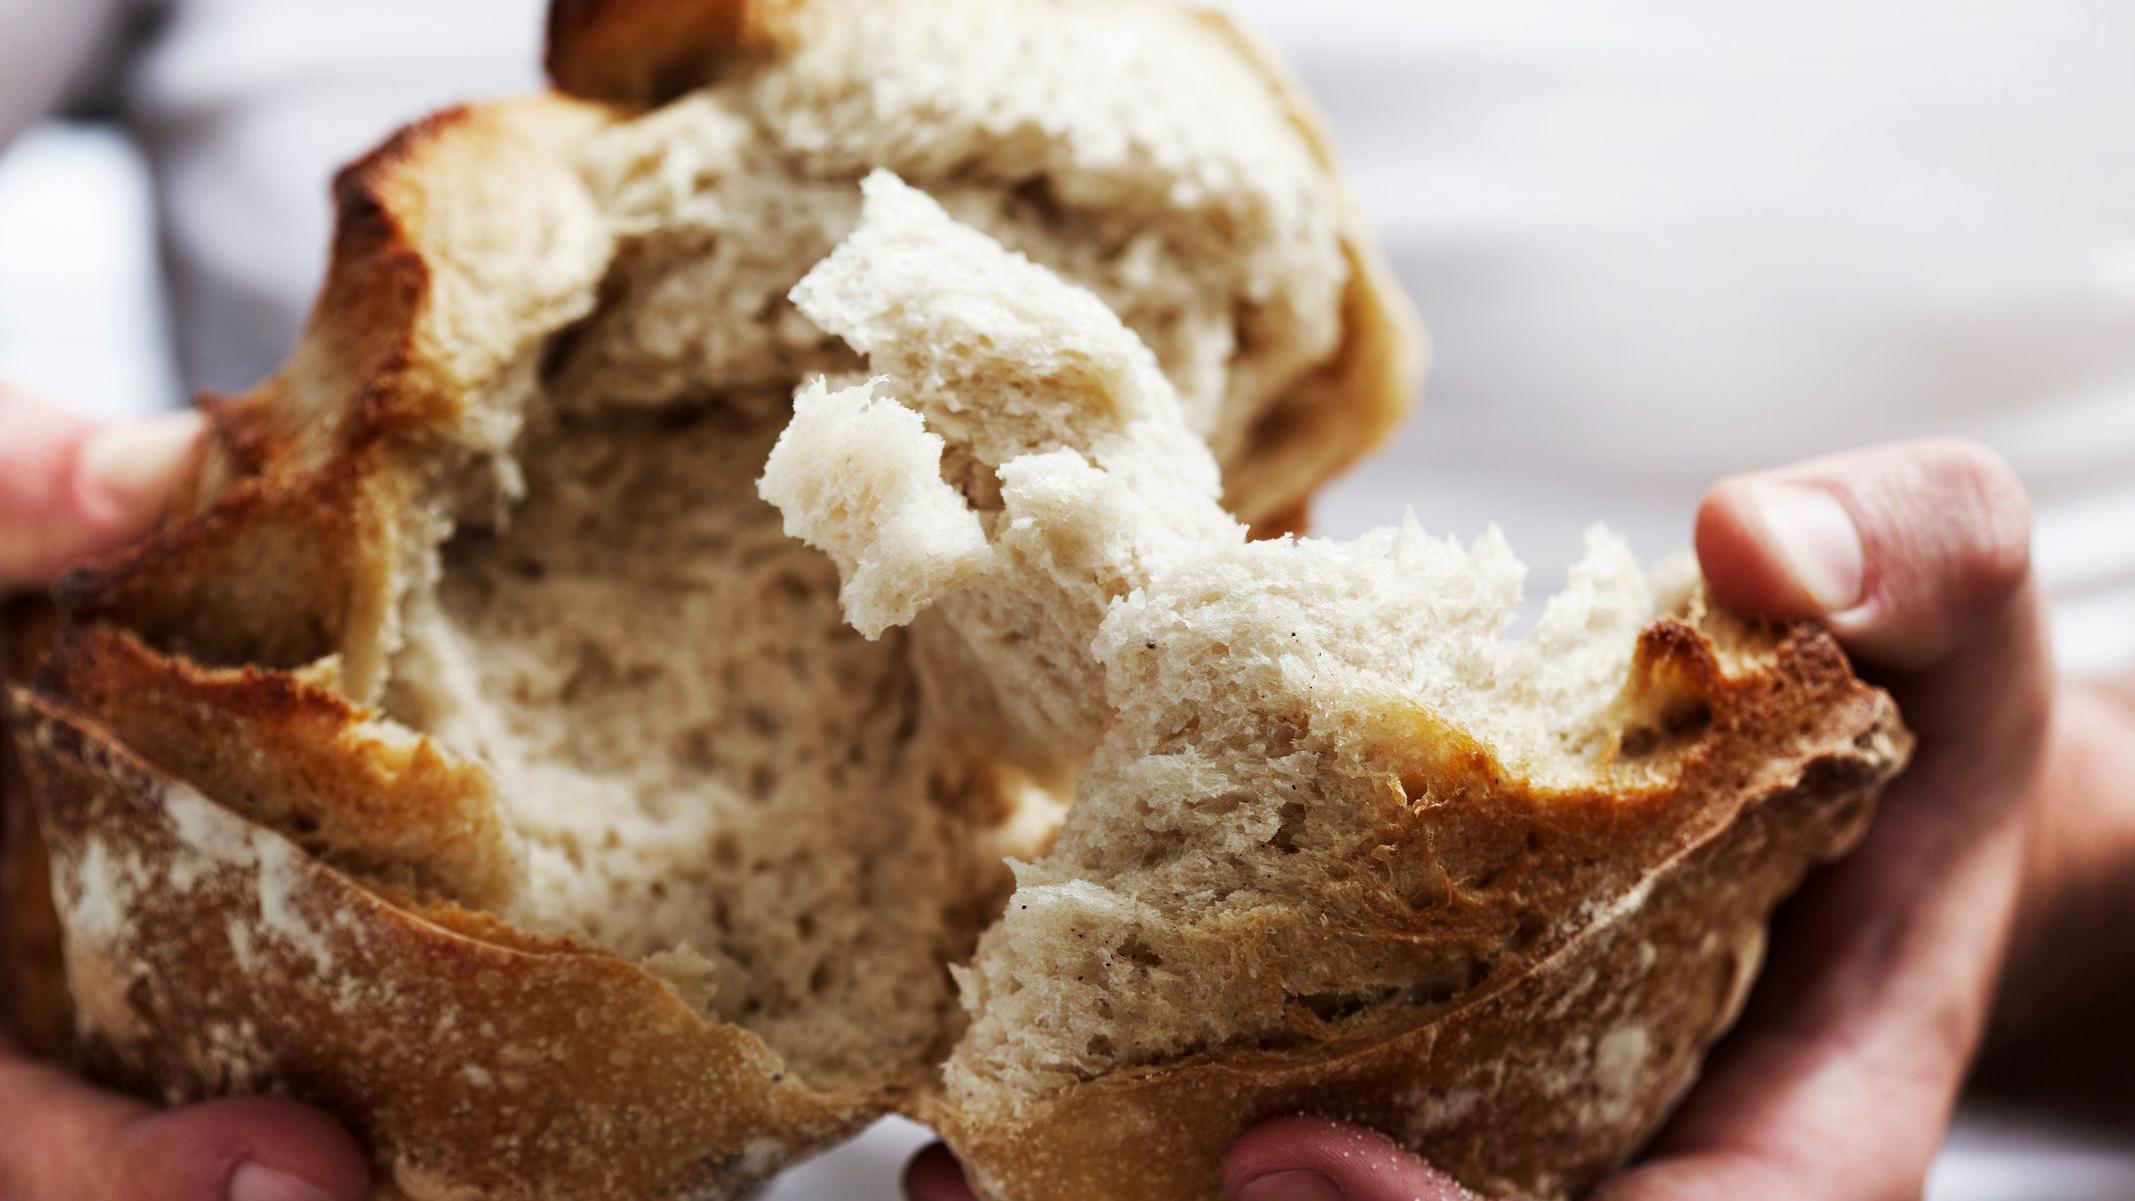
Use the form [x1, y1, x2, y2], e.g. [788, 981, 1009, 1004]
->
[0, 384, 372, 1201]
[905, 438, 2051, 1201]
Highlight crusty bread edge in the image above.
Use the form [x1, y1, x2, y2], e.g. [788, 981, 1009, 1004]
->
[9, 682, 879, 1200]
[926, 624, 1907, 1201]
[55, 96, 618, 696]
[0, 597, 71, 1062]
[1187, 7, 1429, 529]
[546, 0, 767, 103]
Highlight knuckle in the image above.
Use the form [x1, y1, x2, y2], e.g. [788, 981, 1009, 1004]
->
[1915, 437, 2032, 603]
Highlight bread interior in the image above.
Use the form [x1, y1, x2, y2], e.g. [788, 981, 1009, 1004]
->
[755, 175, 1756, 1114]
[380, 398, 1004, 1091]
[345, 0, 1360, 1099]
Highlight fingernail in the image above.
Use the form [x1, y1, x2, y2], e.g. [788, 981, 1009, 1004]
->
[228, 1162, 333, 1201]
[78, 410, 203, 519]
[1235, 1170, 1347, 1201]
[1748, 481, 1864, 613]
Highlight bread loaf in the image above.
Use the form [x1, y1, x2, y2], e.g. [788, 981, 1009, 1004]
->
[4, 3, 1906, 1199]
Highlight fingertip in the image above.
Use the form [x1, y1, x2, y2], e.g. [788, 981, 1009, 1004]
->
[1695, 477, 1795, 619]
[0, 397, 205, 589]
[1225, 1115, 1348, 1185]
[1694, 476, 1866, 622]
[902, 1142, 980, 1201]
[127, 1097, 369, 1201]
[1907, 437, 2032, 623]
[1226, 1117, 1481, 1201]
[75, 410, 206, 531]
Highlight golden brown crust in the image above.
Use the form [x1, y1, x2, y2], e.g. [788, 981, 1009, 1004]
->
[9, 688, 873, 1201]
[60, 96, 616, 696]
[1194, 10, 1428, 522]
[37, 625, 517, 907]
[931, 625, 1905, 1201]
[1, 596, 70, 1061]
[8, 607, 1903, 1201]
[546, 0, 769, 104]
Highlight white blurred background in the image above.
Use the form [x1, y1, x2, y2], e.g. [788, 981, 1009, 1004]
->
[0, 125, 177, 419]
[1, 1, 2131, 1198]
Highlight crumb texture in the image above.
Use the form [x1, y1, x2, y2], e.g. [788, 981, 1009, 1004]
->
[383, 400, 999, 1087]
[555, 0, 1347, 477]
[331, 0, 1354, 1098]
[756, 178, 1726, 1110]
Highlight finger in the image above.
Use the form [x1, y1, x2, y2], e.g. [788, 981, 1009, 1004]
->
[0, 1052, 369, 1201]
[1697, 435, 2051, 784]
[0, 384, 203, 591]
[1695, 435, 2048, 796]
[903, 1142, 981, 1201]
[1225, 1117, 1484, 1201]
[1694, 436, 2031, 673]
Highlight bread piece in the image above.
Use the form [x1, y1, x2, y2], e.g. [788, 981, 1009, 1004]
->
[759, 176, 1910, 1200]
[7, 2, 1419, 1198]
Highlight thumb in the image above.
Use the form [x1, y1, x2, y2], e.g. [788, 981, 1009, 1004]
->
[0, 1053, 369, 1201]
[0, 385, 203, 591]
[1693, 436, 2031, 673]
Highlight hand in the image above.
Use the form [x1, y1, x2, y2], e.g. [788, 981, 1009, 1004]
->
[906, 438, 2054, 1201]
[0, 384, 372, 1201]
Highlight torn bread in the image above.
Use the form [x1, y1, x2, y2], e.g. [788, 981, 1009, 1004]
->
[3, 3, 1905, 1201]
[760, 175, 1908, 1200]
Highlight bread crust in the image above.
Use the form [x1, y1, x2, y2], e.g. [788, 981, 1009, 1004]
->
[1180, 9, 1428, 528]
[58, 96, 618, 698]
[9, 616, 1903, 1201]
[9, 685, 877, 1200]
[933, 625, 1906, 1201]
[546, 0, 767, 104]
[0, 597, 70, 1062]
[35, 625, 518, 907]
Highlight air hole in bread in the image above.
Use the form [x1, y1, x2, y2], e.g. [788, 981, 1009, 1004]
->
[1267, 801, 1309, 853]
[1617, 725, 1664, 758]
[1667, 699, 1715, 736]
[1618, 697, 1714, 759]
[1513, 911, 1549, 950]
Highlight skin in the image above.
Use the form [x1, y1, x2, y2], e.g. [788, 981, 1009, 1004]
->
[908, 438, 2135, 1201]
[3, 391, 2127, 1201]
